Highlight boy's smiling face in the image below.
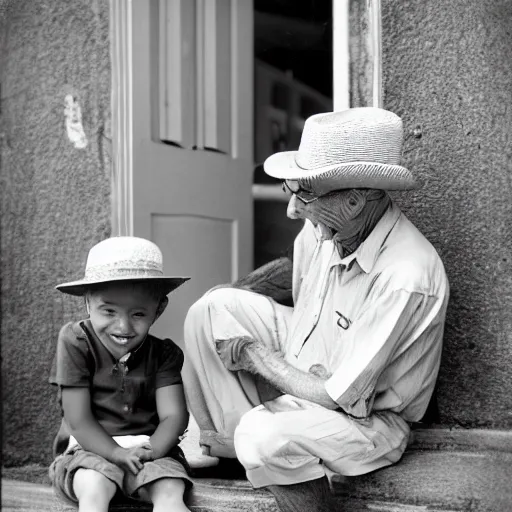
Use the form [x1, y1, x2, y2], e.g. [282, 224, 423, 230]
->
[86, 281, 167, 358]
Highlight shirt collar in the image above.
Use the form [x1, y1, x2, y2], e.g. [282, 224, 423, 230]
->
[331, 201, 402, 273]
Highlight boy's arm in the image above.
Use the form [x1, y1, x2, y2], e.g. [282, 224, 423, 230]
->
[149, 383, 189, 459]
[61, 387, 145, 474]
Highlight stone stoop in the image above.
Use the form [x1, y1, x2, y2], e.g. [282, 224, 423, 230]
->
[0, 478, 460, 512]
[3, 429, 512, 512]
[335, 428, 512, 512]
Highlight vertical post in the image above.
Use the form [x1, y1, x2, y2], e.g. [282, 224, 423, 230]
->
[369, 0, 383, 108]
[110, 0, 134, 236]
[333, 0, 350, 111]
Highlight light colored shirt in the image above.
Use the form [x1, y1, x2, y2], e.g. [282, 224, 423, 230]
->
[285, 202, 449, 422]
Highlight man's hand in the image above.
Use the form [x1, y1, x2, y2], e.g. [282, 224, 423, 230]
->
[112, 443, 153, 475]
[215, 336, 277, 373]
[215, 336, 263, 372]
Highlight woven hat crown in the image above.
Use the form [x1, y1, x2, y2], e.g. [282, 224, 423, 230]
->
[56, 236, 190, 296]
[84, 237, 164, 281]
[296, 108, 404, 170]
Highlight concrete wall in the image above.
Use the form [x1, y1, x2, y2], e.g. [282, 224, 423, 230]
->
[2, 0, 512, 469]
[381, 0, 512, 428]
[0, 0, 111, 465]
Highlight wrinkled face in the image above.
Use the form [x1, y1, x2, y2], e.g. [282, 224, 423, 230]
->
[86, 282, 165, 357]
[283, 179, 369, 234]
[283, 179, 324, 224]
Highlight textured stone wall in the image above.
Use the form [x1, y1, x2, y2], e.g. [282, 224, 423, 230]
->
[381, 0, 512, 427]
[0, 1, 111, 465]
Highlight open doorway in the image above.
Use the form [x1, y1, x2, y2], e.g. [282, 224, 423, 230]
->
[252, 0, 333, 268]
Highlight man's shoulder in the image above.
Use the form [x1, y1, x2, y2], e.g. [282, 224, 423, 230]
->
[387, 213, 444, 261]
[376, 213, 448, 294]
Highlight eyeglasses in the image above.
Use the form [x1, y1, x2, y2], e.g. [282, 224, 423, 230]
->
[281, 181, 320, 204]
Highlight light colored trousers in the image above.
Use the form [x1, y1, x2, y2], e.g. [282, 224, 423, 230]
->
[182, 288, 409, 488]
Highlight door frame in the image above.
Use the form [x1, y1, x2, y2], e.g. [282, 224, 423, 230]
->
[109, 0, 378, 228]
[110, 0, 134, 236]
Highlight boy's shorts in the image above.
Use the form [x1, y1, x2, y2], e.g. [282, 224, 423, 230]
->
[49, 445, 193, 505]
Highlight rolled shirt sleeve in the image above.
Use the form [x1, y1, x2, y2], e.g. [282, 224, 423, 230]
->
[49, 322, 91, 388]
[325, 288, 438, 418]
[155, 339, 184, 389]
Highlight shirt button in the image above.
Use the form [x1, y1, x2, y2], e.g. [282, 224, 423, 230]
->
[123, 405, 132, 413]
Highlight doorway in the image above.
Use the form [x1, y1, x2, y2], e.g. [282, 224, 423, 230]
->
[252, 0, 334, 268]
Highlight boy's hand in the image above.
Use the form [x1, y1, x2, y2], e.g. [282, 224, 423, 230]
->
[112, 445, 152, 475]
[133, 441, 154, 462]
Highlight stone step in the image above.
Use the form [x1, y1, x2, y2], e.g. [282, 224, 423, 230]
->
[4, 429, 512, 511]
[1, 478, 457, 512]
[1, 478, 275, 512]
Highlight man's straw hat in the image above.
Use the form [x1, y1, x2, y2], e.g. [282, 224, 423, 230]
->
[264, 107, 417, 191]
[56, 237, 189, 296]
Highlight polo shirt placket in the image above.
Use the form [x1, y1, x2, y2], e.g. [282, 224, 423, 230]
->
[112, 352, 133, 414]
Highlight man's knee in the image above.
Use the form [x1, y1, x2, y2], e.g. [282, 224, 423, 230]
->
[234, 408, 287, 467]
[185, 287, 241, 325]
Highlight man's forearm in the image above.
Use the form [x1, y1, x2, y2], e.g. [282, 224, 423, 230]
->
[244, 346, 338, 409]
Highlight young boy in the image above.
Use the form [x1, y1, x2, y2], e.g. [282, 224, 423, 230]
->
[49, 236, 193, 512]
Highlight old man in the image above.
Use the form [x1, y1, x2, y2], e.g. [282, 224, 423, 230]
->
[182, 108, 449, 511]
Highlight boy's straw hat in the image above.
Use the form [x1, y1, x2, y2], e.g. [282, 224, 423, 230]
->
[264, 107, 417, 191]
[56, 237, 190, 296]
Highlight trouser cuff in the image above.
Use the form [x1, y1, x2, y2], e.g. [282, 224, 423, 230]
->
[246, 461, 326, 489]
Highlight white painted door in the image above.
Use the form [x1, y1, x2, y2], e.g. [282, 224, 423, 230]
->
[111, 0, 254, 345]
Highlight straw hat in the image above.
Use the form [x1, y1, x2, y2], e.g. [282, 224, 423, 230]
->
[56, 237, 190, 296]
[264, 107, 417, 191]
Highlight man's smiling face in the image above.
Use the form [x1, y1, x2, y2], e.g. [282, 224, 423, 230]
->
[86, 281, 163, 358]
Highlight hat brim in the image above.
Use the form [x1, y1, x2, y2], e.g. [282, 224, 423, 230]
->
[264, 150, 419, 191]
[56, 276, 190, 297]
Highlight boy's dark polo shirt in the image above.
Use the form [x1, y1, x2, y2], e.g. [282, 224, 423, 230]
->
[49, 319, 183, 450]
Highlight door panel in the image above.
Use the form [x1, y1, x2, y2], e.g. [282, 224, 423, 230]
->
[152, 213, 236, 343]
[127, 0, 253, 344]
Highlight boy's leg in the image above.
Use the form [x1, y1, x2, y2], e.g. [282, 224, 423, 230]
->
[140, 477, 189, 512]
[73, 468, 117, 512]
[182, 288, 292, 459]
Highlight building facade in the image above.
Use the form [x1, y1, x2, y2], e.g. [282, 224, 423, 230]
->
[2, 0, 512, 507]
